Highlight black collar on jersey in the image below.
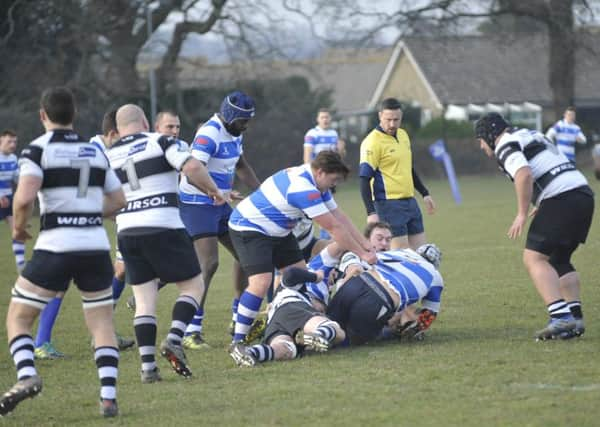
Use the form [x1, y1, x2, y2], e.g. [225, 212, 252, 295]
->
[111, 133, 148, 149]
[375, 125, 399, 141]
[48, 129, 86, 143]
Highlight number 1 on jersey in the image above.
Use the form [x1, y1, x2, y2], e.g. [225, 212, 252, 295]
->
[122, 158, 141, 190]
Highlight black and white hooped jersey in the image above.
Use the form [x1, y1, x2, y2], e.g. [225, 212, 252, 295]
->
[107, 132, 192, 232]
[292, 216, 315, 250]
[18, 129, 121, 252]
[494, 128, 588, 205]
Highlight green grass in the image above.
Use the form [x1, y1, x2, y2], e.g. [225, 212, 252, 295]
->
[0, 174, 599, 426]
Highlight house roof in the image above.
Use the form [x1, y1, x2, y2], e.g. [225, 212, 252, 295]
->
[401, 32, 600, 107]
[175, 32, 600, 114]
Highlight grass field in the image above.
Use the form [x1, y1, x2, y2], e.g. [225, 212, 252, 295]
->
[0, 174, 599, 426]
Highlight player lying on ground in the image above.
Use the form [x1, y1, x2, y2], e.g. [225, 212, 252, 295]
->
[323, 244, 444, 345]
[229, 267, 345, 366]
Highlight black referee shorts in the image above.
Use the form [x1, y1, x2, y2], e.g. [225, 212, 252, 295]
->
[526, 186, 594, 256]
[118, 228, 201, 285]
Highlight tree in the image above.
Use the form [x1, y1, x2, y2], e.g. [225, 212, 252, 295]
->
[283, 0, 598, 117]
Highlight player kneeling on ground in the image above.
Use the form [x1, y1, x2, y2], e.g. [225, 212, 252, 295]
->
[229, 267, 345, 366]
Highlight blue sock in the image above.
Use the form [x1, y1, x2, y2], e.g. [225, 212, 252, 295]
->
[185, 307, 204, 335]
[35, 297, 63, 347]
[112, 277, 125, 301]
[233, 291, 263, 342]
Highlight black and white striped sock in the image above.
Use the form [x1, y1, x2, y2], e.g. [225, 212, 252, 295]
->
[95, 346, 119, 401]
[247, 344, 274, 362]
[547, 299, 572, 319]
[9, 334, 37, 380]
[168, 295, 199, 345]
[316, 325, 337, 342]
[134, 315, 157, 372]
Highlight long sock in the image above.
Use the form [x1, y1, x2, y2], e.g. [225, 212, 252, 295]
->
[231, 298, 239, 323]
[233, 291, 262, 342]
[12, 240, 25, 272]
[547, 299, 572, 319]
[567, 301, 583, 319]
[95, 346, 119, 401]
[168, 295, 199, 345]
[134, 315, 157, 372]
[184, 307, 204, 335]
[34, 297, 63, 347]
[10, 335, 37, 380]
[247, 344, 274, 362]
[316, 324, 337, 342]
[111, 277, 125, 302]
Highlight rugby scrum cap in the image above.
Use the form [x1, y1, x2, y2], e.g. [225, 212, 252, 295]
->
[220, 91, 255, 124]
[474, 112, 510, 149]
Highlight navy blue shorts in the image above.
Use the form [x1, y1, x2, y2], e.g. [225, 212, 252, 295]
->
[179, 202, 233, 240]
[326, 275, 394, 344]
[374, 197, 424, 237]
[0, 194, 13, 220]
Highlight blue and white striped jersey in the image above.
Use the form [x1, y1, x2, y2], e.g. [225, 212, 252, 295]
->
[305, 246, 340, 305]
[0, 152, 18, 198]
[374, 249, 443, 314]
[179, 114, 242, 205]
[545, 120, 586, 162]
[18, 130, 121, 252]
[495, 128, 588, 205]
[228, 164, 337, 237]
[304, 127, 339, 160]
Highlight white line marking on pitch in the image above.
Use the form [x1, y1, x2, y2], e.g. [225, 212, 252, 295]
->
[510, 383, 600, 392]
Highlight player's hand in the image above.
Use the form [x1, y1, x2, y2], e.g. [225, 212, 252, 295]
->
[13, 227, 31, 241]
[507, 213, 527, 239]
[361, 249, 377, 265]
[210, 190, 230, 206]
[0, 196, 9, 209]
[423, 195, 436, 215]
[314, 269, 325, 283]
[367, 213, 379, 224]
[230, 190, 245, 201]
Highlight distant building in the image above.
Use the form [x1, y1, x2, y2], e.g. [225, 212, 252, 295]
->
[176, 32, 600, 142]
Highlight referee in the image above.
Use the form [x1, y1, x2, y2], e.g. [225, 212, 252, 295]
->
[359, 98, 435, 250]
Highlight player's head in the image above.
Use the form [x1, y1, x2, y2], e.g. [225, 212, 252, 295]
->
[0, 129, 17, 155]
[101, 109, 119, 147]
[364, 222, 392, 252]
[40, 86, 76, 126]
[474, 112, 510, 151]
[116, 104, 149, 136]
[311, 151, 350, 192]
[219, 91, 255, 136]
[155, 110, 181, 138]
[378, 98, 403, 136]
[416, 243, 442, 269]
[564, 106, 576, 124]
[317, 108, 332, 129]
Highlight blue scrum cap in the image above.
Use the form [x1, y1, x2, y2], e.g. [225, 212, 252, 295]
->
[220, 91, 255, 124]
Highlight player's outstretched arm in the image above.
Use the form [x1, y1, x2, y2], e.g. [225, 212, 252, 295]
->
[182, 158, 228, 205]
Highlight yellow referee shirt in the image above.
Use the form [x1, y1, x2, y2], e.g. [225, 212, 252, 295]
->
[359, 126, 414, 200]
